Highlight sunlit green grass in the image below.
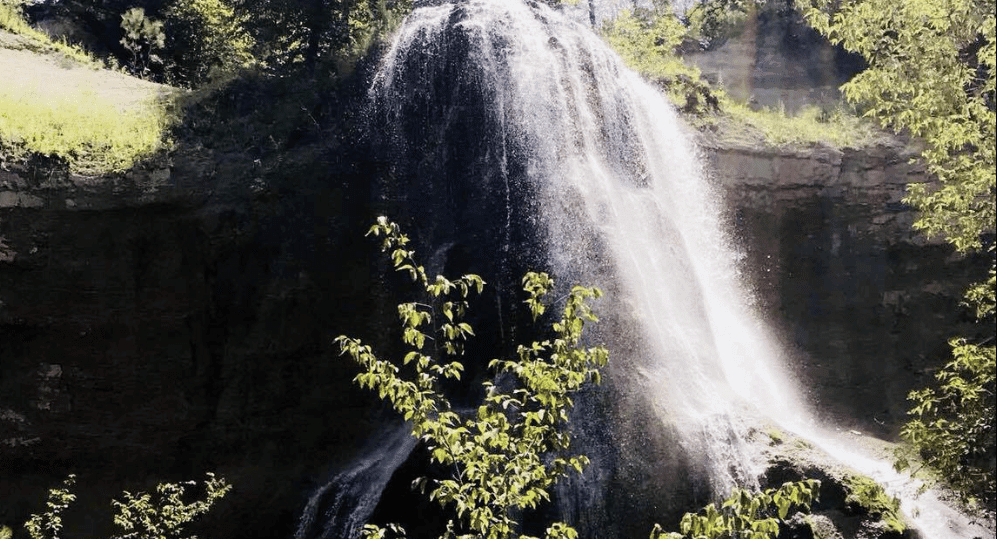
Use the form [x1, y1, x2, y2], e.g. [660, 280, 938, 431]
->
[1, 1, 173, 174]
[0, 87, 173, 175]
[722, 101, 888, 149]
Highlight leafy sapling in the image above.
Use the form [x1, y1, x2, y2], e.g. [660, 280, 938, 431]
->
[336, 217, 608, 539]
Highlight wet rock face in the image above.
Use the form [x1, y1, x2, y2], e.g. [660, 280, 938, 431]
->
[705, 140, 985, 436]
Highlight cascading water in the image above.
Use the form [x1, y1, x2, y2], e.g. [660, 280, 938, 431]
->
[295, 426, 418, 539]
[303, 1, 991, 537]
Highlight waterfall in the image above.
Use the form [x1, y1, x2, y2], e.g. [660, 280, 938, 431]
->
[295, 426, 418, 539]
[303, 1, 991, 537]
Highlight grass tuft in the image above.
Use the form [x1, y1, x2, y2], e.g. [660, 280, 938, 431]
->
[1, 1, 173, 174]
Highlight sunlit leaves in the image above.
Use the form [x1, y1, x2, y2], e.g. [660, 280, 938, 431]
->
[24, 475, 76, 539]
[24, 474, 230, 539]
[338, 219, 607, 539]
[897, 338, 996, 503]
[649, 480, 820, 539]
[803, 0, 995, 275]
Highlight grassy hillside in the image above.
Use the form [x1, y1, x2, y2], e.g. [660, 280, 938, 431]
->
[0, 6, 175, 175]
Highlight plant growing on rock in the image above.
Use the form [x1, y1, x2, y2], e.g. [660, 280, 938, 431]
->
[842, 475, 905, 534]
[336, 217, 608, 539]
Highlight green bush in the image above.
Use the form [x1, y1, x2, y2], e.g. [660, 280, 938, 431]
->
[650, 480, 820, 539]
[24, 474, 231, 539]
[842, 475, 905, 534]
[897, 338, 996, 504]
[601, 7, 719, 114]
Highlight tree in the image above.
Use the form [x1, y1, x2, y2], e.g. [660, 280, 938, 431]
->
[119, 7, 166, 77]
[235, 0, 411, 74]
[803, 0, 995, 504]
[162, 0, 255, 86]
[336, 217, 608, 539]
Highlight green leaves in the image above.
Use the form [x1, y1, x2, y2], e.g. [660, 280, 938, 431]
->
[337, 219, 608, 539]
[24, 474, 230, 539]
[650, 480, 820, 539]
[24, 475, 76, 539]
[897, 337, 996, 503]
[110, 473, 232, 539]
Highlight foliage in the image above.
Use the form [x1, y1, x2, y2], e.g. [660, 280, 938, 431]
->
[803, 0, 996, 504]
[162, 0, 255, 87]
[685, 0, 758, 50]
[336, 217, 608, 539]
[0, 525, 12, 539]
[0, 84, 171, 174]
[841, 475, 905, 533]
[803, 0, 996, 254]
[599, 3, 882, 145]
[120, 7, 165, 77]
[236, 0, 411, 74]
[110, 473, 232, 539]
[24, 475, 77, 539]
[24, 474, 231, 539]
[896, 338, 996, 504]
[601, 6, 719, 114]
[649, 480, 821, 539]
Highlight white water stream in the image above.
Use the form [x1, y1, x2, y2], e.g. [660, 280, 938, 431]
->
[304, 2, 991, 537]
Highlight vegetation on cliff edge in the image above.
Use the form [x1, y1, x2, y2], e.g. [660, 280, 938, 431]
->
[599, 1, 887, 149]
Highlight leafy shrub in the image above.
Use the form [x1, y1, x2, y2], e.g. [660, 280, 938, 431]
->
[897, 338, 996, 505]
[650, 480, 820, 539]
[24, 474, 231, 539]
[601, 7, 719, 114]
[841, 475, 905, 534]
[336, 217, 608, 539]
